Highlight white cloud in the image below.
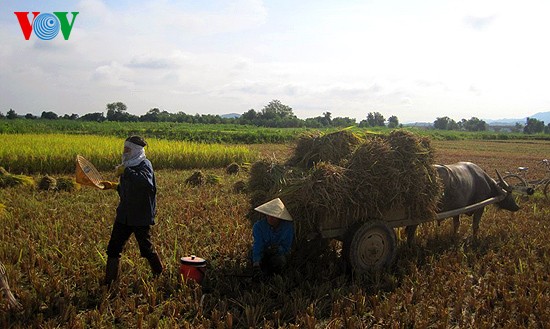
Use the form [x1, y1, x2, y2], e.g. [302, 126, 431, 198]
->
[468, 85, 482, 96]
[138, 0, 267, 37]
[463, 15, 497, 30]
[92, 62, 134, 88]
[127, 55, 179, 69]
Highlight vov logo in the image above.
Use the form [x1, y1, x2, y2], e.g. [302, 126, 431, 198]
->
[14, 12, 79, 40]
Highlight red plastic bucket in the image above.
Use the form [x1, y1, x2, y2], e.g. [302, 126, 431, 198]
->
[179, 255, 206, 284]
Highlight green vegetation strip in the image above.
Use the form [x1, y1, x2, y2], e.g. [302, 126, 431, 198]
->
[3, 119, 550, 143]
[0, 119, 308, 144]
[0, 134, 257, 174]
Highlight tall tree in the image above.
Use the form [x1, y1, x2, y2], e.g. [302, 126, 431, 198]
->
[524, 117, 545, 134]
[41, 111, 59, 120]
[106, 102, 137, 121]
[140, 108, 161, 122]
[6, 109, 18, 119]
[239, 109, 258, 125]
[80, 112, 106, 122]
[387, 115, 399, 128]
[261, 100, 295, 120]
[332, 117, 356, 127]
[462, 117, 487, 131]
[434, 116, 456, 130]
[322, 112, 332, 126]
[365, 112, 385, 127]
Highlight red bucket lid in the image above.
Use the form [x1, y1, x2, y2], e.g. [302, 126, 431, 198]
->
[180, 255, 206, 266]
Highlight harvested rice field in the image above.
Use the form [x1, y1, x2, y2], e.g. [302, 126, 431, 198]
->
[0, 137, 549, 328]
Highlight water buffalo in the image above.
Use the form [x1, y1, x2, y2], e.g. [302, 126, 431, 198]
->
[406, 161, 520, 243]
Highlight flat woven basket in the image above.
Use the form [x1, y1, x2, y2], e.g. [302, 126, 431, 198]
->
[75, 155, 105, 189]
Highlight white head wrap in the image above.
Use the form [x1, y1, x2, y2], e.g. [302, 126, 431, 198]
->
[122, 140, 146, 167]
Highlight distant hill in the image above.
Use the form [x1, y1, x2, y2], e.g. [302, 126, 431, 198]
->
[221, 113, 241, 119]
[486, 111, 550, 126]
[485, 118, 524, 125]
[530, 111, 550, 123]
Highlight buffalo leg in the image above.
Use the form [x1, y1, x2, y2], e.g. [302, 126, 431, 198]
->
[472, 208, 485, 239]
[405, 225, 417, 246]
[452, 216, 460, 235]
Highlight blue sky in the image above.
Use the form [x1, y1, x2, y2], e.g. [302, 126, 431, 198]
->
[1, 0, 549, 123]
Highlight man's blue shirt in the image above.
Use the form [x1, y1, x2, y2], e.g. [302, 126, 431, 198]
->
[252, 218, 294, 263]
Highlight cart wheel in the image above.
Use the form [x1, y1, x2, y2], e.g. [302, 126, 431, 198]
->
[343, 220, 397, 273]
[502, 174, 531, 203]
[502, 174, 527, 190]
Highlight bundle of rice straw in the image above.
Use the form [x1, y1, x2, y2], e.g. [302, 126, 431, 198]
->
[56, 177, 80, 192]
[185, 171, 222, 187]
[186, 171, 206, 186]
[233, 180, 247, 193]
[226, 162, 240, 175]
[247, 159, 302, 222]
[0, 167, 35, 189]
[248, 160, 287, 194]
[345, 130, 440, 221]
[276, 162, 355, 239]
[247, 130, 441, 241]
[38, 175, 57, 191]
[206, 174, 222, 185]
[285, 130, 363, 169]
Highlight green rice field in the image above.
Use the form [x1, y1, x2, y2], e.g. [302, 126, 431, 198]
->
[0, 134, 256, 174]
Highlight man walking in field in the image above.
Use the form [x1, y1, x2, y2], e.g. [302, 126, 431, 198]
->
[101, 135, 163, 285]
[252, 198, 294, 276]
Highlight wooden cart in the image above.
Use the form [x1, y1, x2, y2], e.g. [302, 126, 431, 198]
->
[310, 194, 507, 273]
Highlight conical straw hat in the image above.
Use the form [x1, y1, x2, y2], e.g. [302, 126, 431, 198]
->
[254, 198, 293, 221]
[75, 155, 106, 189]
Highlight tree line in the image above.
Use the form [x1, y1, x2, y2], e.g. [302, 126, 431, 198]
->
[1, 100, 548, 133]
[0, 100, 398, 129]
[433, 116, 550, 134]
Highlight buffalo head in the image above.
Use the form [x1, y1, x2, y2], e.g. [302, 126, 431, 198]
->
[495, 170, 520, 212]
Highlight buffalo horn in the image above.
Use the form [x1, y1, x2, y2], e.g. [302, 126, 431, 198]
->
[495, 169, 510, 190]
